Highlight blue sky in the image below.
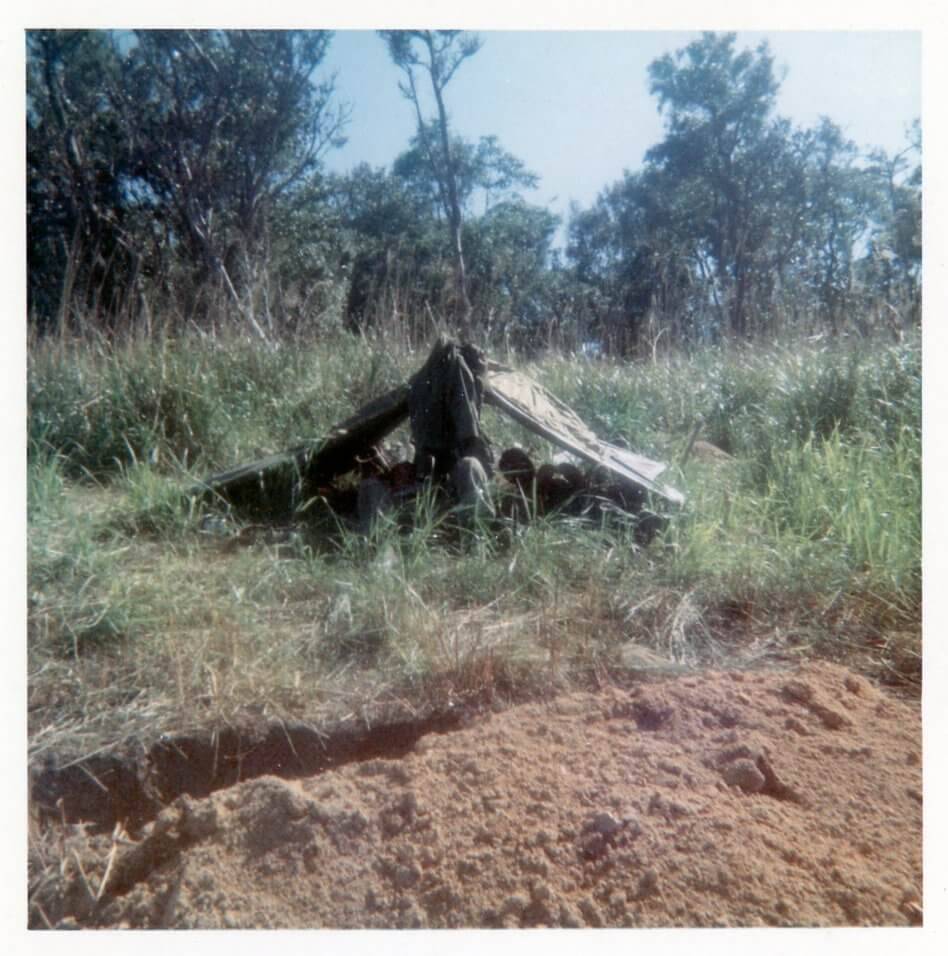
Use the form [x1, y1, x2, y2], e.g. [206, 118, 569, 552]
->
[320, 30, 921, 239]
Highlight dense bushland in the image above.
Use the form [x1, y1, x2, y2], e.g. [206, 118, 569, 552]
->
[28, 30, 920, 352]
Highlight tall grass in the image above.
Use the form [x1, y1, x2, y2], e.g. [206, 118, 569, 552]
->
[27, 328, 922, 755]
[27, 330, 415, 479]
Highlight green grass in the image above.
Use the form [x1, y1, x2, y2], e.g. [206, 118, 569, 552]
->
[28, 330, 415, 479]
[27, 327, 922, 757]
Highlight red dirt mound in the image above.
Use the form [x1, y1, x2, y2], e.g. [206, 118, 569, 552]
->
[32, 660, 922, 929]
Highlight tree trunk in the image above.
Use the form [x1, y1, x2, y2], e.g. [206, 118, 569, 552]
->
[430, 56, 473, 337]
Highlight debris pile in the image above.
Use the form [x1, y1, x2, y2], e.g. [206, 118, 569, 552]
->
[194, 337, 683, 538]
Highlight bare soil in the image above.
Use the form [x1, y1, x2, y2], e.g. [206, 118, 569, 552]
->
[30, 660, 922, 929]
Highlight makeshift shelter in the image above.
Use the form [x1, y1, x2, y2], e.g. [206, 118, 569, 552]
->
[192, 337, 684, 520]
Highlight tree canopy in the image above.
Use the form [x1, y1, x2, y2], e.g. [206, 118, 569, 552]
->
[27, 29, 920, 351]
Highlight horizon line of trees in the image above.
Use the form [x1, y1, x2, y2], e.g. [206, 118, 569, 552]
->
[27, 29, 921, 354]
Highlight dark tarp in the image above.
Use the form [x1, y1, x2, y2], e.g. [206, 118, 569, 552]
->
[194, 339, 684, 512]
[483, 362, 684, 505]
[408, 339, 487, 477]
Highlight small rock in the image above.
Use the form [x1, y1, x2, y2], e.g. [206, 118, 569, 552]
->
[397, 791, 418, 818]
[392, 863, 421, 889]
[717, 708, 742, 728]
[558, 902, 584, 928]
[521, 855, 549, 877]
[482, 793, 501, 813]
[722, 759, 766, 794]
[785, 717, 810, 736]
[502, 893, 528, 917]
[179, 799, 219, 840]
[396, 903, 425, 928]
[579, 832, 607, 860]
[636, 869, 659, 899]
[647, 792, 691, 818]
[586, 811, 621, 837]
[816, 706, 850, 730]
[473, 825, 495, 845]
[530, 881, 552, 903]
[782, 680, 814, 703]
[844, 675, 866, 695]
[380, 791, 418, 836]
[479, 906, 501, 927]
[578, 897, 603, 927]
[713, 743, 757, 765]
[630, 698, 675, 731]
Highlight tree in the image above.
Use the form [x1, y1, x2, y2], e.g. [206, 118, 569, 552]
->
[27, 30, 134, 330]
[27, 29, 349, 335]
[392, 128, 539, 219]
[332, 158, 551, 344]
[860, 122, 922, 327]
[380, 30, 483, 334]
[646, 32, 785, 337]
[468, 134, 540, 214]
[798, 118, 874, 334]
[330, 163, 448, 334]
[119, 30, 348, 334]
[465, 198, 559, 342]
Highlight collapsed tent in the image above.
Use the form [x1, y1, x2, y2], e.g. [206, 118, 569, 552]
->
[481, 361, 683, 505]
[192, 337, 684, 519]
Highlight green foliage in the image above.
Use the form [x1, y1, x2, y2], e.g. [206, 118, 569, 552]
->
[380, 30, 485, 324]
[761, 427, 920, 590]
[28, 29, 348, 335]
[466, 199, 560, 333]
[565, 32, 921, 351]
[27, 331, 920, 746]
[393, 127, 540, 217]
[29, 336, 220, 477]
[27, 331, 417, 480]
[527, 335, 920, 602]
[27, 29, 920, 349]
[111, 463, 202, 536]
[28, 452, 145, 657]
[27, 31, 135, 330]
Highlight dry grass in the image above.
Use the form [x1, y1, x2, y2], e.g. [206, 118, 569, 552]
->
[26, 469, 919, 928]
[27, 330, 921, 880]
[28, 479, 920, 769]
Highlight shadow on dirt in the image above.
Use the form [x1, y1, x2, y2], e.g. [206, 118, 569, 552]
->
[31, 707, 467, 833]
